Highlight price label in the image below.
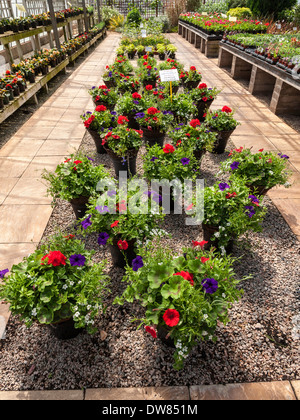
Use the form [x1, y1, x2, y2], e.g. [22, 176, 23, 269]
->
[145, 46, 152, 52]
[159, 69, 179, 82]
[293, 27, 298, 31]
[141, 29, 147, 37]
[276, 24, 282, 29]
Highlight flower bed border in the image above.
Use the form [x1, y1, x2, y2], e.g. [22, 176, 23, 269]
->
[0, 27, 106, 125]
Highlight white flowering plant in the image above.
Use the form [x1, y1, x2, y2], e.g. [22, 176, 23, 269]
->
[114, 240, 245, 370]
[0, 232, 110, 334]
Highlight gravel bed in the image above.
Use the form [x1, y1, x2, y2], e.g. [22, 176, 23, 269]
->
[0, 130, 299, 391]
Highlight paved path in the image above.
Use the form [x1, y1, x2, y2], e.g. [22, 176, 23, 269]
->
[0, 32, 299, 400]
[168, 33, 300, 242]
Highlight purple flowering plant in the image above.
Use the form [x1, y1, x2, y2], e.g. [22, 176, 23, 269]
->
[114, 240, 245, 370]
[199, 178, 267, 249]
[0, 232, 110, 334]
[220, 147, 292, 190]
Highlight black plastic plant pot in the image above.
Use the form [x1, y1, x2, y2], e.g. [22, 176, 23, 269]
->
[108, 238, 137, 268]
[202, 223, 234, 254]
[142, 128, 165, 148]
[87, 128, 107, 154]
[70, 196, 90, 219]
[48, 318, 83, 340]
[211, 129, 235, 154]
[104, 146, 138, 178]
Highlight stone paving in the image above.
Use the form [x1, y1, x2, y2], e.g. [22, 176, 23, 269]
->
[0, 32, 299, 400]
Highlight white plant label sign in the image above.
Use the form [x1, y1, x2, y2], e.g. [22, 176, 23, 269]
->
[141, 29, 147, 37]
[159, 69, 179, 82]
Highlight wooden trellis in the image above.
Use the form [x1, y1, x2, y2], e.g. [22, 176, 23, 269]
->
[101, 0, 166, 18]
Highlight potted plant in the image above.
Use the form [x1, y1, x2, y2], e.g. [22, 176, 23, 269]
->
[114, 241, 245, 370]
[79, 185, 165, 268]
[115, 91, 149, 129]
[101, 118, 144, 177]
[188, 83, 220, 120]
[137, 60, 158, 88]
[159, 93, 197, 124]
[219, 147, 293, 196]
[166, 44, 177, 59]
[88, 85, 119, 110]
[136, 44, 145, 58]
[80, 106, 117, 154]
[102, 64, 117, 88]
[156, 43, 166, 60]
[116, 74, 140, 94]
[180, 65, 202, 90]
[142, 143, 199, 213]
[0, 232, 110, 339]
[190, 178, 267, 253]
[168, 118, 217, 161]
[126, 43, 136, 59]
[42, 153, 112, 219]
[134, 106, 174, 147]
[205, 106, 240, 154]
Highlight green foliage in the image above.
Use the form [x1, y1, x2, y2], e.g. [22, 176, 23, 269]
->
[114, 241, 245, 369]
[247, 0, 297, 19]
[0, 232, 110, 333]
[101, 123, 143, 157]
[205, 107, 240, 131]
[228, 7, 253, 18]
[42, 152, 111, 204]
[126, 7, 142, 27]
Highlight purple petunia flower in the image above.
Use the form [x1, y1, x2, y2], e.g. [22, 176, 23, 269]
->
[98, 232, 109, 246]
[81, 214, 92, 230]
[95, 205, 109, 214]
[69, 254, 86, 267]
[133, 100, 139, 105]
[249, 195, 259, 204]
[0, 269, 9, 278]
[219, 182, 230, 191]
[280, 154, 289, 159]
[150, 156, 158, 162]
[244, 205, 256, 218]
[107, 190, 117, 197]
[110, 111, 117, 115]
[87, 156, 95, 162]
[132, 256, 144, 272]
[181, 158, 190, 165]
[230, 161, 240, 170]
[201, 278, 218, 294]
[135, 112, 145, 119]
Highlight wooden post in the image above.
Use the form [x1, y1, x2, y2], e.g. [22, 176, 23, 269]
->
[47, 0, 61, 49]
[97, 0, 101, 24]
[82, 0, 89, 32]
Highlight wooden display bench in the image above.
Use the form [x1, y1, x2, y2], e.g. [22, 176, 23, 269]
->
[0, 14, 91, 66]
[218, 41, 300, 116]
[0, 27, 106, 124]
[178, 21, 222, 58]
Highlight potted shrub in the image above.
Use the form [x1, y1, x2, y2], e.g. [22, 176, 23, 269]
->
[168, 118, 217, 161]
[114, 241, 245, 370]
[88, 84, 119, 110]
[205, 106, 240, 154]
[42, 153, 112, 219]
[142, 143, 199, 213]
[134, 106, 174, 147]
[190, 178, 267, 253]
[180, 65, 202, 90]
[79, 186, 165, 268]
[136, 44, 145, 58]
[189, 83, 220, 120]
[80, 105, 117, 154]
[126, 43, 136, 59]
[156, 43, 166, 60]
[166, 44, 177, 59]
[101, 117, 143, 177]
[219, 147, 293, 196]
[0, 232, 110, 339]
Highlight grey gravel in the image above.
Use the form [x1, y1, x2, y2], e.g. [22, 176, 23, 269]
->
[0, 130, 299, 391]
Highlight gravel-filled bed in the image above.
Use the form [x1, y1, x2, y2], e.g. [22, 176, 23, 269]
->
[0, 130, 299, 391]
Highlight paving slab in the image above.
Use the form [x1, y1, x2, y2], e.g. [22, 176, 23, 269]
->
[0, 390, 84, 400]
[85, 386, 190, 400]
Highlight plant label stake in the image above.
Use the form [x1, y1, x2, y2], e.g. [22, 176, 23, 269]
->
[159, 69, 179, 102]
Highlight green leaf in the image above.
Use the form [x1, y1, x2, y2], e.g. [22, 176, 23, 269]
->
[147, 265, 172, 289]
[161, 276, 182, 300]
[40, 288, 53, 303]
[37, 307, 53, 324]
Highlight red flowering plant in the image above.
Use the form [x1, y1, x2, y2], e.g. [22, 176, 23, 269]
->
[101, 118, 143, 157]
[189, 83, 220, 110]
[114, 240, 245, 369]
[115, 91, 151, 118]
[79, 183, 165, 251]
[134, 106, 174, 134]
[42, 152, 111, 205]
[168, 118, 217, 154]
[80, 105, 117, 133]
[88, 84, 119, 108]
[116, 74, 140, 93]
[0, 232, 110, 334]
[205, 106, 240, 131]
[180, 65, 202, 86]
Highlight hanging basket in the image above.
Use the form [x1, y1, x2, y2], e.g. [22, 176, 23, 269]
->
[103, 145, 138, 178]
[142, 127, 165, 148]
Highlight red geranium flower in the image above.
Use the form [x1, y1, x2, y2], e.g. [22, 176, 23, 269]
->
[190, 66, 196, 71]
[163, 309, 180, 327]
[41, 251, 67, 267]
[95, 105, 107, 112]
[117, 239, 128, 250]
[199, 83, 207, 89]
[98, 85, 108, 89]
[111, 220, 119, 228]
[146, 65, 152, 70]
[145, 85, 153, 91]
[201, 257, 210, 263]
[226, 192, 237, 199]
[145, 325, 157, 338]
[117, 115, 129, 125]
[222, 106, 232, 113]
[147, 107, 159, 115]
[190, 119, 201, 128]
[192, 240, 208, 249]
[132, 92, 142, 99]
[163, 144, 175, 154]
[173, 271, 194, 286]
